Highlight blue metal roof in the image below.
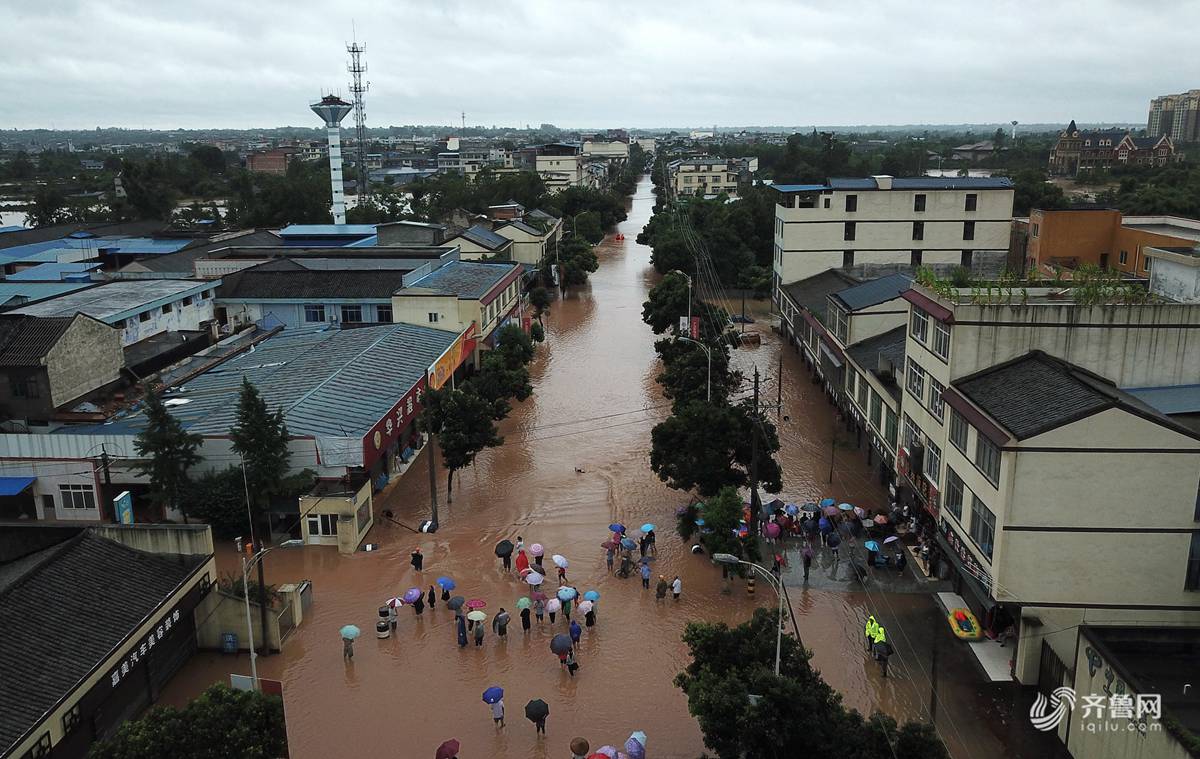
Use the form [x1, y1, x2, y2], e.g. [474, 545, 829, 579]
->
[0, 476, 35, 496]
[0, 226, 24, 235]
[346, 235, 378, 247]
[0, 236, 189, 260]
[457, 224, 510, 250]
[831, 273, 913, 312]
[1123, 385, 1200, 416]
[277, 224, 378, 238]
[74, 323, 459, 440]
[770, 184, 828, 193]
[0, 282, 93, 305]
[6, 262, 102, 281]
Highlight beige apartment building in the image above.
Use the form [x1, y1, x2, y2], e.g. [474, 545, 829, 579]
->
[669, 156, 757, 197]
[893, 283, 1200, 722]
[493, 219, 559, 268]
[771, 176, 1014, 299]
[391, 260, 523, 349]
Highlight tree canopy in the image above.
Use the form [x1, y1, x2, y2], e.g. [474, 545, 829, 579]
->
[132, 389, 202, 522]
[677, 609, 948, 759]
[229, 379, 291, 519]
[650, 399, 782, 497]
[88, 684, 287, 759]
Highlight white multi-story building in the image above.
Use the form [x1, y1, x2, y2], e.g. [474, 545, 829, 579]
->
[771, 176, 1014, 299]
[669, 156, 756, 198]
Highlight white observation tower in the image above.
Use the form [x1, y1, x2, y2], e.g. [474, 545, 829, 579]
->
[310, 94, 354, 224]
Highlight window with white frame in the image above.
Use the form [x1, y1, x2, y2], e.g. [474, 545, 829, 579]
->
[975, 435, 1001, 485]
[857, 374, 868, 409]
[906, 359, 926, 402]
[903, 414, 920, 449]
[307, 513, 339, 537]
[376, 304, 392, 323]
[928, 379, 945, 421]
[910, 308, 928, 343]
[932, 321, 950, 360]
[925, 439, 942, 485]
[869, 392, 882, 429]
[304, 305, 326, 323]
[944, 467, 965, 519]
[969, 495, 995, 560]
[340, 305, 363, 323]
[949, 409, 969, 452]
[831, 305, 849, 344]
[59, 484, 96, 510]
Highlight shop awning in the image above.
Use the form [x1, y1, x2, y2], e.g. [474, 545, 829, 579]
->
[0, 476, 36, 496]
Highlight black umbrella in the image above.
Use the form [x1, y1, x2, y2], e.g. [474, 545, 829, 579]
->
[524, 699, 549, 722]
[447, 595, 465, 610]
[550, 633, 573, 654]
[495, 539, 515, 557]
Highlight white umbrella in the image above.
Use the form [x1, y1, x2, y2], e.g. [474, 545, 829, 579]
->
[525, 571, 545, 585]
[883, 535, 900, 544]
[551, 554, 569, 569]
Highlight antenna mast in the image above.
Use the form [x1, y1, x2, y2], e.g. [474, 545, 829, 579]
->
[347, 36, 370, 198]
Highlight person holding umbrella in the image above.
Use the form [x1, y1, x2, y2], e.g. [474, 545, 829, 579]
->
[340, 624, 360, 660]
[437, 576, 455, 601]
[495, 539, 514, 571]
[525, 699, 549, 735]
[410, 546, 423, 571]
[518, 598, 532, 633]
[435, 738, 460, 759]
[413, 592, 425, 616]
[482, 687, 504, 728]
[472, 615, 486, 647]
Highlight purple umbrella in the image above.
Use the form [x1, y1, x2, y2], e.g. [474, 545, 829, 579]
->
[402, 587, 422, 604]
[625, 735, 646, 759]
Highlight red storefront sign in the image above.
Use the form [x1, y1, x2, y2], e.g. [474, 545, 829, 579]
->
[897, 446, 940, 517]
[362, 377, 425, 470]
[939, 518, 992, 592]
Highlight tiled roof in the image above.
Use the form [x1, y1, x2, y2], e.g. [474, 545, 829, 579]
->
[404, 260, 519, 299]
[497, 220, 544, 237]
[845, 326, 906, 401]
[780, 269, 861, 319]
[0, 531, 207, 755]
[830, 273, 912, 312]
[456, 224, 511, 251]
[0, 315, 76, 366]
[119, 230, 283, 274]
[218, 266, 411, 300]
[8, 280, 211, 323]
[954, 351, 1197, 441]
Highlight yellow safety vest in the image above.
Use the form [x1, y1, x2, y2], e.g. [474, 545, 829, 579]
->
[865, 616, 877, 638]
[873, 626, 887, 644]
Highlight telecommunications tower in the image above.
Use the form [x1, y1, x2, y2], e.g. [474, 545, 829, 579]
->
[347, 39, 370, 198]
[310, 95, 353, 224]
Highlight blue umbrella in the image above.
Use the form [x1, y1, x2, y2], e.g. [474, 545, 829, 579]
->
[640, 523, 656, 533]
[694, 517, 705, 527]
[340, 624, 361, 640]
[864, 540, 881, 552]
[819, 497, 835, 508]
[818, 516, 831, 531]
[620, 537, 637, 550]
[838, 502, 854, 511]
[557, 587, 578, 601]
[785, 503, 799, 515]
[583, 590, 600, 601]
[482, 686, 504, 704]
[436, 576, 456, 590]
[801, 502, 819, 513]
[609, 523, 626, 533]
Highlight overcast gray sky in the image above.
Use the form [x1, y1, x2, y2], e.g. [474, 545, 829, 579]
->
[1, 0, 1194, 130]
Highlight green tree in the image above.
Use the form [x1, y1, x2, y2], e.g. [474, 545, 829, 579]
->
[229, 379, 290, 527]
[529, 321, 545, 343]
[1011, 168, 1066, 216]
[88, 683, 287, 759]
[696, 486, 760, 561]
[649, 400, 782, 497]
[188, 145, 226, 175]
[132, 389, 202, 523]
[642, 272, 693, 334]
[654, 337, 737, 408]
[119, 158, 179, 220]
[437, 388, 503, 502]
[558, 237, 599, 287]
[529, 287, 552, 321]
[676, 609, 948, 759]
[25, 186, 71, 227]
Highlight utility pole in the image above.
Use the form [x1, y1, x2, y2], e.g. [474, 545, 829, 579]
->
[750, 366, 761, 531]
[256, 540, 269, 657]
[99, 444, 115, 523]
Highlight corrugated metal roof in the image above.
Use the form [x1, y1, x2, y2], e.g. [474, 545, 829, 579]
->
[770, 184, 828, 193]
[78, 323, 458, 440]
[457, 224, 510, 251]
[277, 224, 378, 237]
[0, 282, 92, 305]
[5, 262, 102, 281]
[1123, 385, 1200, 415]
[831, 273, 912, 311]
[8, 280, 212, 322]
[404, 260, 519, 299]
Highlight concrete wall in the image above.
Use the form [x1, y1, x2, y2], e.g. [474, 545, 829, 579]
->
[219, 300, 392, 330]
[195, 588, 282, 652]
[392, 293, 462, 333]
[1027, 208, 1121, 271]
[493, 227, 546, 267]
[846, 298, 908, 346]
[93, 524, 215, 557]
[44, 316, 123, 410]
[1149, 255, 1200, 303]
[118, 287, 216, 347]
[298, 479, 372, 554]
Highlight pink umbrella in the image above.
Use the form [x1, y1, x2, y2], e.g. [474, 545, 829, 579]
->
[874, 514, 890, 525]
[595, 747, 618, 759]
[530, 543, 545, 557]
[822, 505, 839, 516]
[465, 598, 486, 610]
[531, 589, 548, 601]
[578, 600, 594, 613]
[546, 598, 562, 613]
[764, 522, 781, 538]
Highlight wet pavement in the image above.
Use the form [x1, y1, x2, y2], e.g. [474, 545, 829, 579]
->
[160, 177, 1065, 758]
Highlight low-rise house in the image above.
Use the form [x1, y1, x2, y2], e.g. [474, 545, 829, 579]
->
[493, 220, 553, 267]
[391, 260, 523, 348]
[445, 224, 514, 260]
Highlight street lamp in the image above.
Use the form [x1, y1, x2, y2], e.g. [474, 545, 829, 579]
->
[670, 269, 693, 329]
[239, 541, 299, 688]
[713, 553, 787, 676]
[676, 336, 711, 402]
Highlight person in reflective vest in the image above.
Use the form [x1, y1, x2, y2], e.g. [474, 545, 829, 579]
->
[864, 615, 878, 652]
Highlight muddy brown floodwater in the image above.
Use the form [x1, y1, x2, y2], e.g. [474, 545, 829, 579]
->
[161, 177, 1022, 758]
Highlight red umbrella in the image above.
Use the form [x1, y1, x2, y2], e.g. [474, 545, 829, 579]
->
[531, 589, 547, 601]
[465, 598, 486, 610]
[601, 540, 618, 550]
[436, 738, 460, 759]
[873, 514, 890, 525]
[515, 550, 530, 574]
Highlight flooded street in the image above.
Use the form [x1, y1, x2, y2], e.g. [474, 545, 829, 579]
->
[161, 177, 1047, 758]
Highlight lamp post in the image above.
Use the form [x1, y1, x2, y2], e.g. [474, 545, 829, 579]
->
[713, 553, 787, 676]
[670, 269, 692, 332]
[241, 545, 276, 689]
[676, 336, 711, 402]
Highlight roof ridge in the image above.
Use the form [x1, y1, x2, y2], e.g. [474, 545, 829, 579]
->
[0, 531, 87, 605]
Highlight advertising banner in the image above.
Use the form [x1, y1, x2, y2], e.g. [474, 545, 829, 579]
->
[429, 324, 477, 391]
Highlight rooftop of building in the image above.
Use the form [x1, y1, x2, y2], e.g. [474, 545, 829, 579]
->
[67, 323, 458, 440]
[401, 260, 520, 300]
[1084, 625, 1200, 734]
[0, 314, 85, 366]
[117, 229, 284, 274]
[845, 326, 906, 401]
[830, 272, 913, 312]
[7, 279, 213, 322]
[497, 220, 546, 237]
[217, 260, 413, 300]
[772, 176, 1013, 193]
[5, 262, 102, 281]
[0, 281, 94, 308]
[780, 269, 862, 319]
[954, 350, 1198, 441]
[276, 224, 377, 238]
[0, 527, 209, 755]
[1121, 216, 1200, 243]
[451, 224, 511, 251]
[1122, 384, 1200, 416]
